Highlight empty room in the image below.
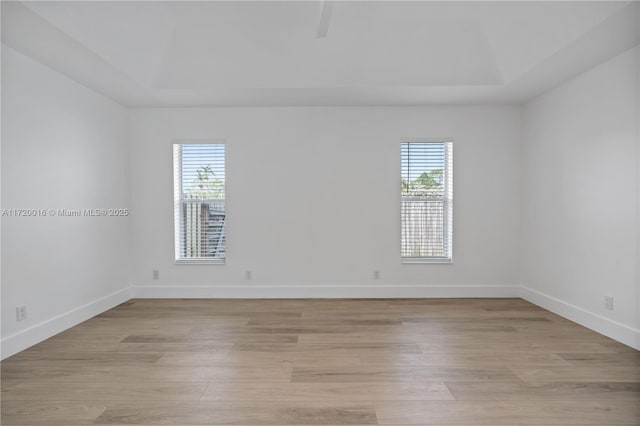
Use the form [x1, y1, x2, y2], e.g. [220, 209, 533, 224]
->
[1, 1, 639, 425]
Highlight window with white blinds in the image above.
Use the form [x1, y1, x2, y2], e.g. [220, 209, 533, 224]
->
[173, 143, 226, 263]
[401, 141, 453, 262]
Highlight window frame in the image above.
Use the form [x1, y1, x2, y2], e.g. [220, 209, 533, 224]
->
[400, 139, 453, 264]
[173, 140, 227, 265]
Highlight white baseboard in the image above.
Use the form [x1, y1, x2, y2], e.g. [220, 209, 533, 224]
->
[132, 284, 520, 299]
[0, 287, 132, 360]
[520, 286, 640, 350]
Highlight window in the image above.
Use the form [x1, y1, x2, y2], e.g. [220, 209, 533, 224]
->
[173, 143, 226, 263]
[401, 141, 453, 262]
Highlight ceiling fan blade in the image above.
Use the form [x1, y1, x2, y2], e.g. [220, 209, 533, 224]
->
[316, 0, 334, 38]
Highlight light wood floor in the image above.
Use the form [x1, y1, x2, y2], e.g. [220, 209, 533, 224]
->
[1, 298, 639, 425]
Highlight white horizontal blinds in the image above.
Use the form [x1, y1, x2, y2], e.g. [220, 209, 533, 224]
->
[173, 143, 226, 262]
[401, 141, 453, 260]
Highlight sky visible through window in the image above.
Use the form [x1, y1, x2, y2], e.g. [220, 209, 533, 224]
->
[180, 143, 225, 198]
[401, 142, 445, 191]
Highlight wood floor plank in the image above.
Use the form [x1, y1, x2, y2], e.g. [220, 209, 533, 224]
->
[1, 382, 207, 401]
[374, 400, 640, 425]
[2, 351, 162, 364]
[297, 331, 524, 345]
[156, 352, 362, 368]
[53, 325, 195, 341]
[19, 340, 122, 353]
[92, 402, 378, 425]
[291, 366, 518, 382]
[359, 352, 573, 367]
[418, 341, 615, 354]
[121, 334, 299, 344]
[200, 381, 454, 401]
[445, 380, 640, 400]
[557, 352, 640, 367]
[399, 315, 552, 324]
[0, 400, 106, 425]
[510, 366, 640, 383]
[232, 343, 423, 353]
[115, 342, 233, 353]
[238, 325, 403, 335]
[246, 319, 401, 327]
[599, 340, 640, 354]
[1, 365, 292, 383]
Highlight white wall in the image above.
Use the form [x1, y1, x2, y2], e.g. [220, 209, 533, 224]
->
[1, 46, 131, 358]
[130, 106, 522, 297]
[3, 40, 636, 356]
[521, 46, 640, 349]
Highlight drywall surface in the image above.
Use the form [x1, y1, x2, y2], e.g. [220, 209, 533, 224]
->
[521, 46, 640, 348]
[130, 106, 521, 296]
[1, 46, 131, 358]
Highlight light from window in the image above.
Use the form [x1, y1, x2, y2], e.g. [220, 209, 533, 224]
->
[401, 141, 453, 262]
[173, 143, 226, 263]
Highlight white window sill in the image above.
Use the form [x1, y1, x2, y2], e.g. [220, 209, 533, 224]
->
[402, 257, 452, 264]
[175, 259, 226, 265]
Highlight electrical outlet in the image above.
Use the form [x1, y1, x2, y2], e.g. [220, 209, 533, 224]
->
[604, 295, 614, 310]
[245, 270, 252, 280]
[16, 306, 27, 322]
[152, 270, 160, 280]
[373, 270, 381, 280]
